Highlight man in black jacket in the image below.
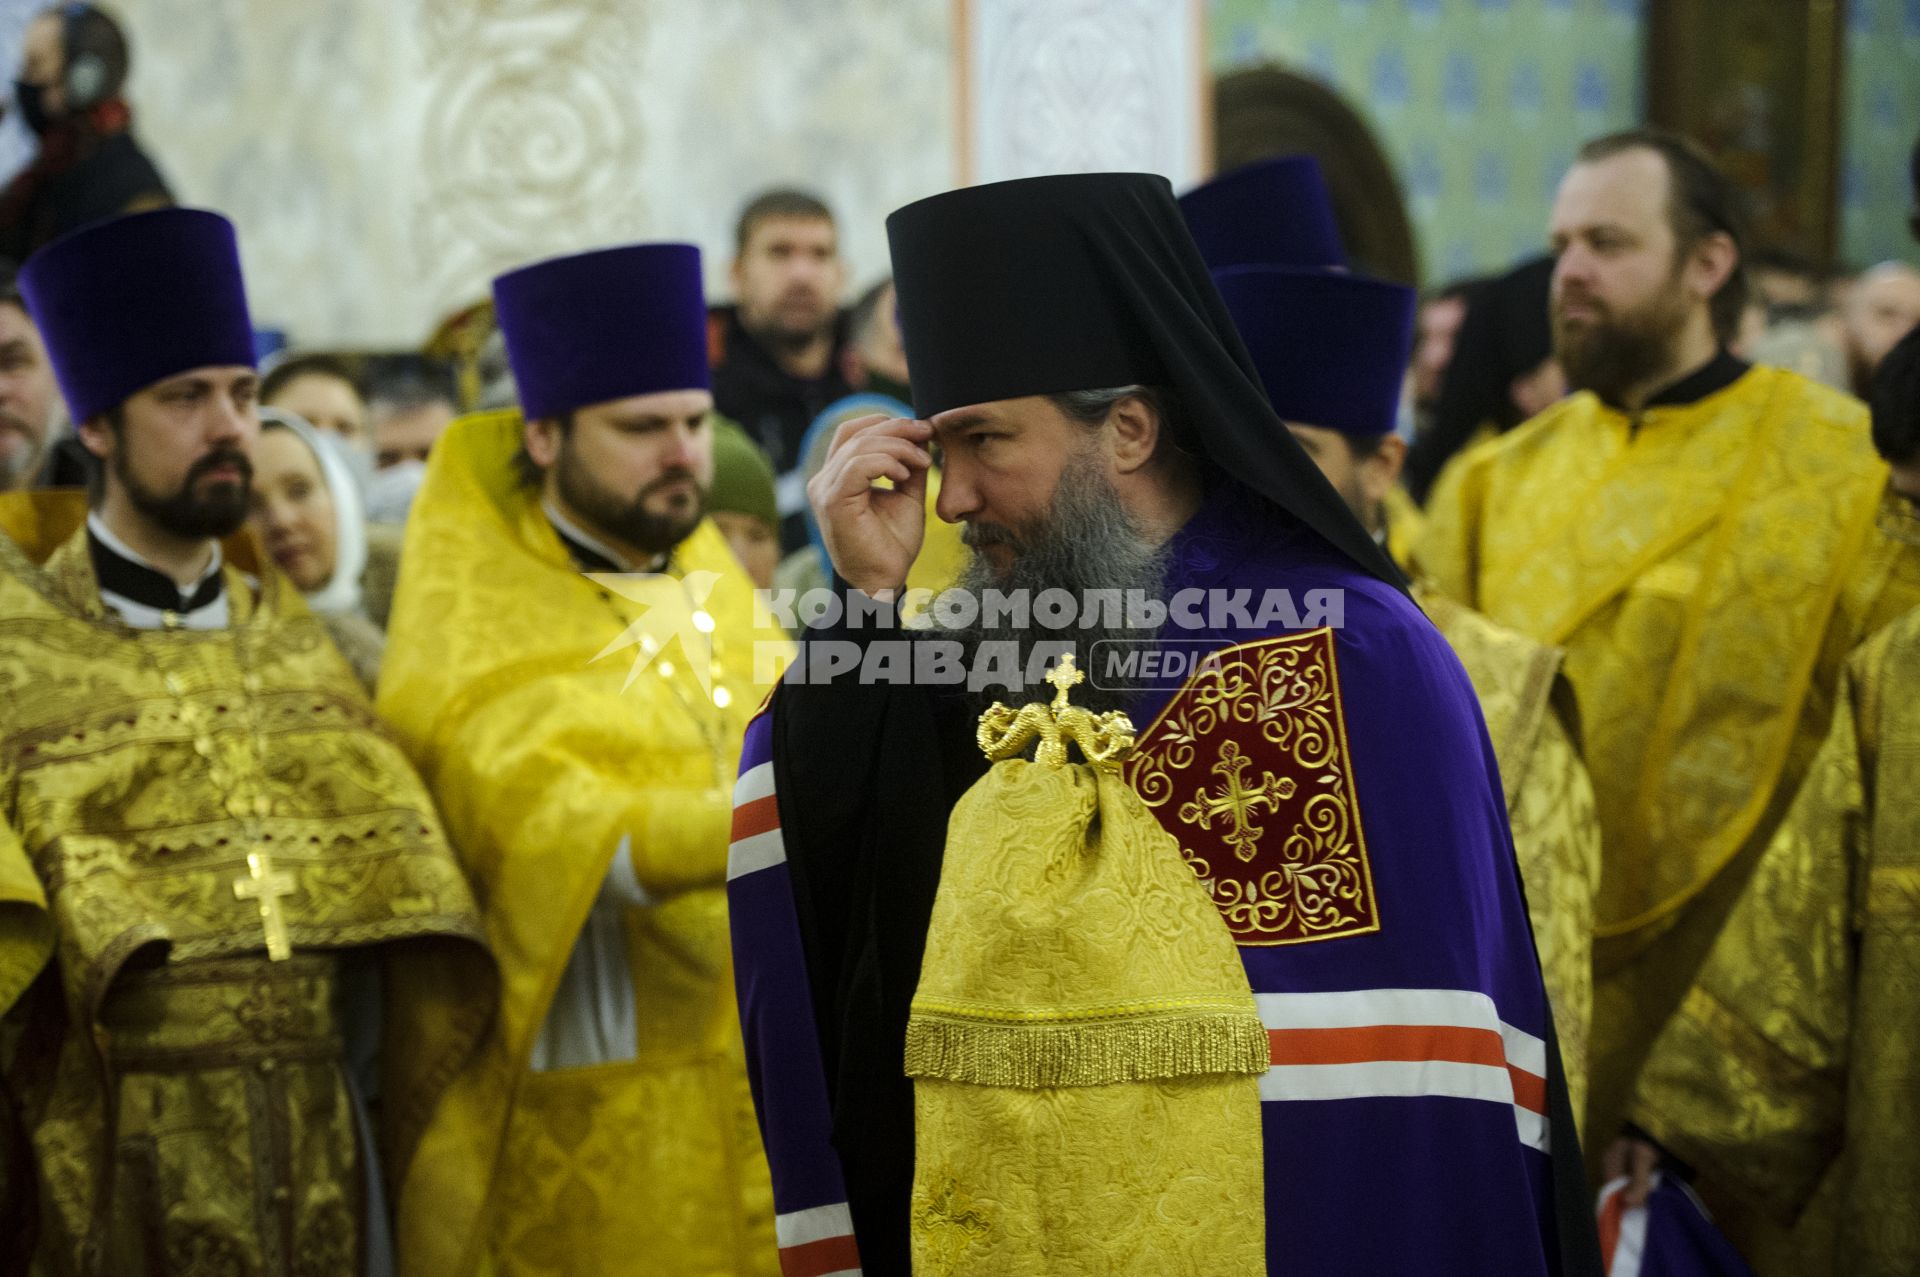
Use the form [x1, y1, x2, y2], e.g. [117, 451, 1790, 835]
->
[710, 188, 851, 550]
[0, 3, 172, 262]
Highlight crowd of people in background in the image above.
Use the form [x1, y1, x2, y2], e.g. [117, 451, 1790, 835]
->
[0, 4, 1911, 664]
[5, 170, 1916, 656]
[1, 4, 1919, 1277]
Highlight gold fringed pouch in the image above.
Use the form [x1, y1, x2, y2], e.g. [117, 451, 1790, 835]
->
[905, 657, 1268, 1276]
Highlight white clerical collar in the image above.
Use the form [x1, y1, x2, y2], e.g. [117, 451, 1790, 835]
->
[86, 511, 230, 630]
[543, 500, 668, 574]
[88, 511, 225, 587]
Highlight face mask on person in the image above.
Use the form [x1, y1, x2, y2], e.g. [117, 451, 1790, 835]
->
[13, 81, 55, 136]
[363, 457, 426, 523]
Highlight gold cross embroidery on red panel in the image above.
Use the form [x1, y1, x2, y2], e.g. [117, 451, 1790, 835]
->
[1124, 628, 1378, 945]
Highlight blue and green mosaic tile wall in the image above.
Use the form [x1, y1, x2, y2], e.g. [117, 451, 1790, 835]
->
[1211, 0, 1918, 282]
[1842, 0, 1920, 267]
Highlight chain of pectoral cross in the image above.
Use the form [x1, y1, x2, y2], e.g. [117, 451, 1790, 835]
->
[593, 565, 736, 792]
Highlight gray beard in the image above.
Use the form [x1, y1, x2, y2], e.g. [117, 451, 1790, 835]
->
[940, 451, 1171, 719]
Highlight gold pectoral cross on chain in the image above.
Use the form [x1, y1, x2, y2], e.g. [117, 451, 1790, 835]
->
[233, 851, 299, 961]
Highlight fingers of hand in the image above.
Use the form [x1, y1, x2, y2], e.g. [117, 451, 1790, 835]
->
[826, 414, 932, 462]
[814, 433, 933, 505]
[825, 414, 893, 459]
[897, 458, 929, 502]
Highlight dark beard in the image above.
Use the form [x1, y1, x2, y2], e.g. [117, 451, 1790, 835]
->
[1553, 280, 1692, 409]
[760, 320, 829, 356]
[940, 451, 1170, 719]
[117, 444, 252, 538]
[744, 290, 835, 354]
[556, 441, 705, 558]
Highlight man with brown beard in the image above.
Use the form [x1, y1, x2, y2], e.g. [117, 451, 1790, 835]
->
[378, 242, 789, 1277]
[0, 207, 491, 1277]
[1422, 129, 1920, 1157]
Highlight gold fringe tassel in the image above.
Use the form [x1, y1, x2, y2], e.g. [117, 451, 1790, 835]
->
[904, 1010, 1270, 1088]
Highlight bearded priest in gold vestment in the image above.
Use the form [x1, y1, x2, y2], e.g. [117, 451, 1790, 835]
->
[1421, 132, 1920, 1154]
[0, 211, 493, 1276]
[1615, 325, 1920, 1277]
[378, 244, 788, 1277]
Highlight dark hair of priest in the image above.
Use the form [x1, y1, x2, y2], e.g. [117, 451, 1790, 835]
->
[260, 351, 361, 403]
[511, 410, 572, 487]
[1578, 127, 1751, 344]
[733, 187, 834, 253]
[1871, 325, 1920, 467]
[54, 2, 130, 102]
[1049, 383, 1202, 460]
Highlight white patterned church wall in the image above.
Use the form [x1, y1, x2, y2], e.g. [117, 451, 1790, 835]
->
[102, 0, 953, 347]
[962, 0, 1206, 187]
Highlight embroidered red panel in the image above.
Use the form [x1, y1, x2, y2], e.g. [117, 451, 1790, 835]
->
[1124, 628, 1378, 946]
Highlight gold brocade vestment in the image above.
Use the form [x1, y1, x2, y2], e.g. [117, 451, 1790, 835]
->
[1416, 588, 1600, 1124]
[0, 493, 493, 1277]
[1632, 609, 1920, 1277]
[377, 412, 791, 1277]
[1419, 365, 1920, 1144]
[905, 660, 1267, 1276]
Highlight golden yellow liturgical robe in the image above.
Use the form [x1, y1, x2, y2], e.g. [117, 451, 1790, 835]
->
[1392, 488, 1598, 1119]
[1383, 484, 1426, 570]
[377, 411, 791, 1277]
[904, 658, 1268, 1277]
[0, 491, 493, 1277]
[1632, 608, 1920, 1277]
[1420, 364, 1920, 1144]
[1416, 588, 1601, 1126]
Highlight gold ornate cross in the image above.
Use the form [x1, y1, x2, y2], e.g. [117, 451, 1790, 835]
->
[1179, 739, 1295, 863]
[233, 851, 298, 961]
[1044, 655, 1084, 702]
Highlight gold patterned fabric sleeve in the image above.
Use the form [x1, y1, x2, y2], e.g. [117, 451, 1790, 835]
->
[1631, 675, 1862, 1219]
[1507, 707, 1599, 1130]
[380, 413, 786, 1277]
[433, 676, 733, 903]
[1413, 432, 1496, 607]
[0, 792, 49, 1262]
[0, 807, 51, 1021]
[1834, 493, 1920, 657]
[1415, 588, 1599, 1127]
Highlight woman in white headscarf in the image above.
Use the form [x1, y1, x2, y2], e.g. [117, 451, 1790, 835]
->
[247, 407, 385, 690]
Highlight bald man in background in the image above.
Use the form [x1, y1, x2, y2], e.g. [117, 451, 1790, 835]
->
[1842, 260, 1920, 397]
